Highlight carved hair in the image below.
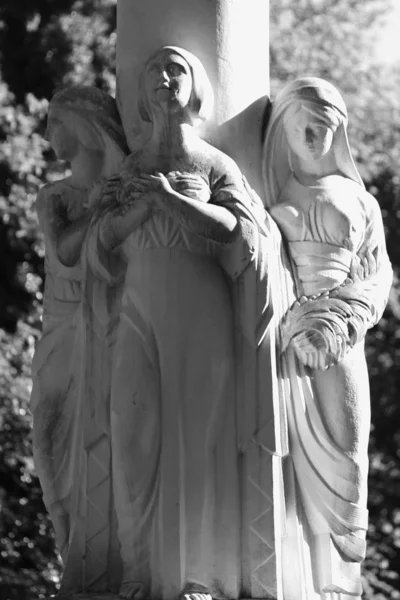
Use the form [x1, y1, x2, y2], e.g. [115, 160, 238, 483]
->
[49, 86, 128, 178]
[50, 86, 128, 152]
[138, 46, 214, 126]
[262, 77, 364, 208]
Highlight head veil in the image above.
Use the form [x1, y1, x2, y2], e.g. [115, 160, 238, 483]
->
[50, 86, 128, 155]
[138, 45, 214, 126]
[262, 77, 364, 208]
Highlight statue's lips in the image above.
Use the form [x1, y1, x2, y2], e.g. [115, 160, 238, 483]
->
[155, 87, 179, 101]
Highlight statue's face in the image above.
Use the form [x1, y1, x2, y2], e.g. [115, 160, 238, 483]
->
[144, 50, 193, 114]
[284, 104, 337, 162]
[45, 109, 79, 161]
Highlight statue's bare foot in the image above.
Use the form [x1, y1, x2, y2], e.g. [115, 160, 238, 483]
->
[181, 594, 212, 600]
[179, 583, 212, 600]
[119, 581, 148, 600]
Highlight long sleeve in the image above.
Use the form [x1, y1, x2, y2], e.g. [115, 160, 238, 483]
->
[210, 157, 268, 282]
[280, 190, 393, 369]
[84, 204, 127, 287]
[346, 191, 393, 327]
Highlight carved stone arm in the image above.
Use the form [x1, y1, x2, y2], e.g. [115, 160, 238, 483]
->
[159, 189, 239, 243]
[133, 173, 239, 244]
[281, 246, 392, 370]
[57, 209, 96, 267]
[36, 186, 94, 268]
[98, 199, 153, 251]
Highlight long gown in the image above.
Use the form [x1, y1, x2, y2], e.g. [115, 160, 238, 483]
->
[31, 181, 85, 560]
[269, 174, 392, 600]
[31, 181, 123, 594]
[87, 159, 283, 600]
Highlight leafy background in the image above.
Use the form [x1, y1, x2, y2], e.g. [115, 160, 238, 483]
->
[0, 0, 399, 598]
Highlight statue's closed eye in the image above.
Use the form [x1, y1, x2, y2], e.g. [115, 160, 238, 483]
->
[166, 62, 186, 77]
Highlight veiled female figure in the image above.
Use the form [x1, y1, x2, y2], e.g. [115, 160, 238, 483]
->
[31, 86, 128, 592]
[262, 78, 392, 600]
[90, 46, 280, 600]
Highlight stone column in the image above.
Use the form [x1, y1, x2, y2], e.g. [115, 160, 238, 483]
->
[116, 0, 270, 196]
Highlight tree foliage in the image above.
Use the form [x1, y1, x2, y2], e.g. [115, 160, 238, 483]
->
[0, 0, 399, 598]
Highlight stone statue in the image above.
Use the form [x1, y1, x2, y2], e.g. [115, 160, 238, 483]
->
[31, 86, 128, 593]
[31, 57, 392, 600]
[262, 78, 392, 599]
[85, 46, 283, 600]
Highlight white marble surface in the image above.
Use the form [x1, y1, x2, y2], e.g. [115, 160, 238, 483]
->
[33, 3, 392, 598]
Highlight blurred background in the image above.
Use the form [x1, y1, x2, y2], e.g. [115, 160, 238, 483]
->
[0, 0, 399, 598]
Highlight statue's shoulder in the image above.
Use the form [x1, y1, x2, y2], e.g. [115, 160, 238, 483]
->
[198, 139, 242, 179]
[37, 181, 57, 200]
[121, 152, 137, 167]
[350, 187, 386, 254]
[348, 185, 383, 229]
[37, 180, 68, 206]
[36, 181, 58, 215]
[320, 175, 381, 224]
[119, 149, 145, 177]
[359, 187, 381, 214]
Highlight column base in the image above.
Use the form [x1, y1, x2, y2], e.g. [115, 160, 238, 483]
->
[47, 594, 119, 600]
[47, 596, 275, 600]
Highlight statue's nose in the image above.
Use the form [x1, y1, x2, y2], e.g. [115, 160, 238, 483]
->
[160, 69, 170, 83]
[305, 126, 317, 147]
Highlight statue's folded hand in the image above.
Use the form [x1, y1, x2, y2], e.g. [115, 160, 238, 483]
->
[119, 178, 146, 204]
[281, 293, 351, 370]
[290, 328, 345, 370]
[116, 174, 169, 210]
[167, 171, 211, 203]
[98, 175, 122, 206]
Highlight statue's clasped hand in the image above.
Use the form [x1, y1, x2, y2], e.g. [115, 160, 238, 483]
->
[96, 175, 122, 207]
[281, 291, 350, 370]
[167, 172, 211, 203]
[117, 171, 211, 210]
[126, 172, 175, 208]
[110, 176, 159, 213]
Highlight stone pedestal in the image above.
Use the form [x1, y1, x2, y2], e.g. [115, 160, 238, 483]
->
[48, 595, 118, 600]
[49, 596, 269, 600]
